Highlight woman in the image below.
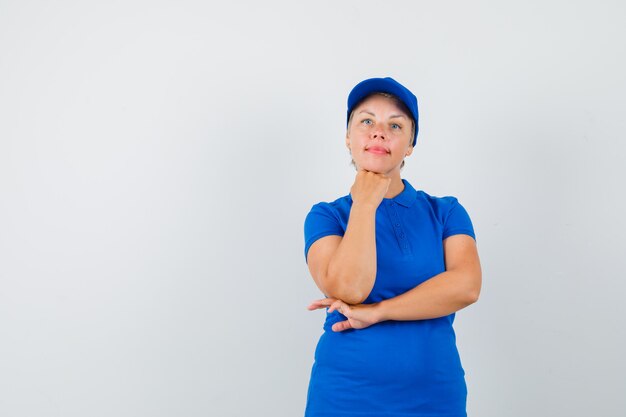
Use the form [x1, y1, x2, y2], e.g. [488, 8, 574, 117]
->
[303, 77, 482, 417]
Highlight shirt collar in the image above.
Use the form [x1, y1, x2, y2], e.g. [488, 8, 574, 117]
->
[348, 178, 417, 208]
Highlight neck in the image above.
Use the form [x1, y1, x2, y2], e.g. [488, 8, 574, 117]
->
[384, 173, 405, 199]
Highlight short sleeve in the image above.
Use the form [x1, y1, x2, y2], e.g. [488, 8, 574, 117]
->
[304, 203, 345, 263]
[442, 197, 476, 241]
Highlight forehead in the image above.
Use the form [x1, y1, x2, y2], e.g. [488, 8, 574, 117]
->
[353, 93, 409, 116]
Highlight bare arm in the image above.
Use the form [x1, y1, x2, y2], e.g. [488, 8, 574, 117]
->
[326, 202, 378, 304]
[306, 170, 390, 305]
[306, 202, 379, 305]
[375, 234, 482, 321]
[308, 234, 482, 331]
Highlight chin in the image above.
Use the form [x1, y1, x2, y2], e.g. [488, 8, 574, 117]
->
[357, 162, 388, 174]
[358, 159, 403, 174]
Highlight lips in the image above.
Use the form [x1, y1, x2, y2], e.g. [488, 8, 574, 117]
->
[366, 146, 389, 155]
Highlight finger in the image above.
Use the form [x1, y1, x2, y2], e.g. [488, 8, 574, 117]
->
[340, 304, 351, 315]
[308, 298, 334, 306]
[307, 300, 332, 310]
[311, 298, 334, 303]
[332, 320, 353, 332]
[327, 300, 344, 314]
[309, 297, 340, 311]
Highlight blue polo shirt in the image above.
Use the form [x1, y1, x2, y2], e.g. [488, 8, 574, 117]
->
[303, 178, 476, 417]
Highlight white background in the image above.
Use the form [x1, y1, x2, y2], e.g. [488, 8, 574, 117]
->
[1, 1, 625, 416]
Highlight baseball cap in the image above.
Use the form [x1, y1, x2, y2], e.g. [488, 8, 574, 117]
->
[347, 77, 419, 146]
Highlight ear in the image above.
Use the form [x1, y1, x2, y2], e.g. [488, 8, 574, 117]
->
[405, 144, 414, 157]
[345, 132, 350, 149]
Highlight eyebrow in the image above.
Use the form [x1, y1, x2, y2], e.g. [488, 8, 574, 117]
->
[358, 110, 407, 119]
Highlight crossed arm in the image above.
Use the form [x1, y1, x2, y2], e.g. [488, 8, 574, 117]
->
[305, 204, 482, 332]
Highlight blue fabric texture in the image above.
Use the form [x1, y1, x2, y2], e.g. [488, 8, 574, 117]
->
[303, 178, 476, 417]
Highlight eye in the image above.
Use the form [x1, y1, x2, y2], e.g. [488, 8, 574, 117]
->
[391, 123, 402, 130]
[361, 119, 373, 125]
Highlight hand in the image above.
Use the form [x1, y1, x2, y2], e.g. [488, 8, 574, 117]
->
[307, 298, 382, 332]
[350, 169, 391, 209]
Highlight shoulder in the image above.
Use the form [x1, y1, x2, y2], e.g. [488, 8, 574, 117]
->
[416, 189, 463, 216]
[304, 193, 352, 237]
[303, 194, 351, 261]
[416, 189, 475, 239]
[305, 193, 352, 218]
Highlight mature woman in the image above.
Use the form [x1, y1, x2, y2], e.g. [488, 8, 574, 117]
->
[303, 77, 482, 417]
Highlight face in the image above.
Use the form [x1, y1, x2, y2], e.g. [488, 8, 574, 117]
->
[345, 94, 414, 174]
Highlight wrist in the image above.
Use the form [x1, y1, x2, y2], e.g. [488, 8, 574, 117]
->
[371, 301, 388, 324]
[351, 202, 379, 214]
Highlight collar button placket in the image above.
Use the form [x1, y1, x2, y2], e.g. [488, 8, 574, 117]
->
[385, 202, 412, 256]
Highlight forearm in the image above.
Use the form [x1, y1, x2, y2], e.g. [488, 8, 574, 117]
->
[325, 203, 378, 304]
[375, 269, 480, 322]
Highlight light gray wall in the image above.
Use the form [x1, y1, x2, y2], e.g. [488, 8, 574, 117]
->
[1, 1, 625, 416]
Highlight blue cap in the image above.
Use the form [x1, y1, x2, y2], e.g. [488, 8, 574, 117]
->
[347, 77, 419, 147]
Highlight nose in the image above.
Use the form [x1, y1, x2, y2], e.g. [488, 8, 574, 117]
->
[371, 127, 386, 141]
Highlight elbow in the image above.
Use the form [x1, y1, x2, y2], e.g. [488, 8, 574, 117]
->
[331, 285, 369, 305]
[325, 260, 374, 304]
[464, 279, 481, 305]
[465, 288, 480, 305]
[461, 268, 481, 306]
[323, 275, 370, 305]
[456, 290, 479, 309]
[340, 291, 369, 305]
